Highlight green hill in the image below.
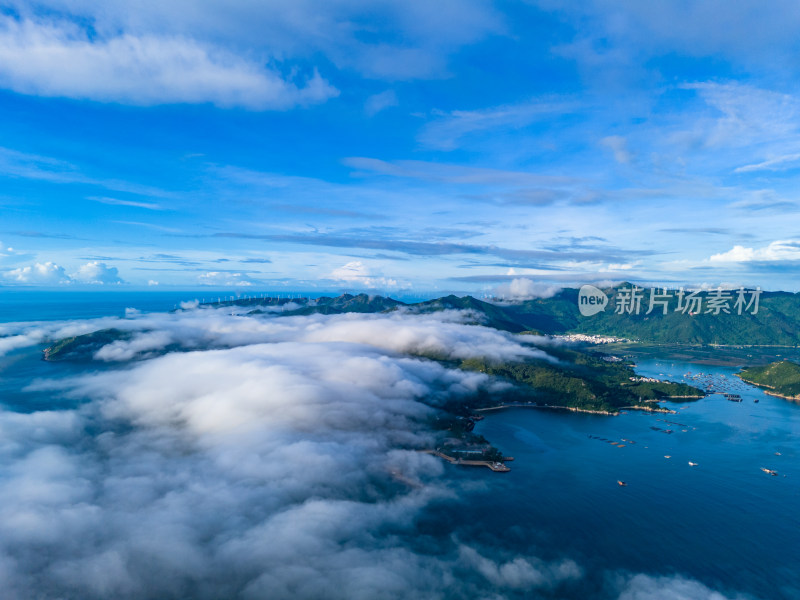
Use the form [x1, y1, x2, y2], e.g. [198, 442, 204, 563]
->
[43, 328, 132, 361]
[497, 285, 800, 345]
[738, 360, 800, 399]
[44, 286, 800, 364]
[460, 347, 703, 414]
[206, 287, 800, 344]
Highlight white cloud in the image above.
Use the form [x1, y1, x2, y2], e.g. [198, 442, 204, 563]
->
[364, 90, 398, 116]
[537, 1, 800, 80]
[0, 307, 569, 598]
[734, 152, 800, 173]
[616, 573, 746, 600]
[0, 16, 338, 109]
[72, 261, 124, 284]
[601, 262, 638, 272]
[198, 271, 256, 287]
[492, 278, 563, 300]
[601, 135, 633, 164]
[328, 261, 399, 288]
[0, 306, 753, 597]
[417, 99, 574, 150]
[0, 241, 34, 266]
[344, 157, 574, 186]
[5, 261, 71, 284]
[709, 239, 800, 263]
[5, 0, 503, 81]
[683, 82, 800, 149]
[90, 196, 164, 210]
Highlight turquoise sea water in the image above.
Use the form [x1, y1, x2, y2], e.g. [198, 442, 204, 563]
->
[1, 292, 798, 598]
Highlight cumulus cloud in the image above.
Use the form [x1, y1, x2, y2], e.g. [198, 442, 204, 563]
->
[492, 278, 563, 301]
[4, 261, 125, 285]
[709, 239, 800, 262]
[72, 261, 124, 284]
[328, 260, 400, 288]
[0, 16, 337, 109]
[5, 261, 71, 284]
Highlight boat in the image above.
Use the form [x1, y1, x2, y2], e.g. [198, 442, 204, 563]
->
[775, 452, 782, 456]
[664, 455, 671, 458]
[688, 461, 698, 466]
[761, 467, 778, 476]
[617, 480, 627, 486]
[754, 399, 759, 403]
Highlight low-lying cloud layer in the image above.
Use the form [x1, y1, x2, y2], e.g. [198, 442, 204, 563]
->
[0, 307, 746, 599]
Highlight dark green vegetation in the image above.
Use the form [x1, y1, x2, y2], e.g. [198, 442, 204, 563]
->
[544, 287, 800, 346]
[476, 285, 800, 345]
[459, 346, 702, 414]
[236, 293, 404, 316]
[42, 285, 800, 363]
[738, 360, 800, 399]
[214, 286, 800, 345]
[43, 328, 132, 361]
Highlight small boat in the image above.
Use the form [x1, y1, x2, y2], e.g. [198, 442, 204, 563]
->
[664, 455, 671, 458]
[688, 461, 698, 466]
[761, 467, 778, 476]
[754, 399, 759, 403]
[617, 480, 627, 486]
[775, 452, 782, 456]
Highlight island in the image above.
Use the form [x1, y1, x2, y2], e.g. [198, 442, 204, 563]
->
[737, 360, 800, 400]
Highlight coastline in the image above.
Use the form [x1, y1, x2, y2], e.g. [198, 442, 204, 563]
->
[735, 373, 800, 401]
[475, 403, 620, 416]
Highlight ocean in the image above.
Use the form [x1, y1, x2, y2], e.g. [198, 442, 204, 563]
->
[436, 359, 800, 599]
[0, 290, 207, 322]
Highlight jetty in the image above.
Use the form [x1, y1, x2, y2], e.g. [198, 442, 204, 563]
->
[421, 450, 511, 472]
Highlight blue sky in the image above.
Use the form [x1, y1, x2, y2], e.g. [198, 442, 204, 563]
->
[1, 1, 800, 293]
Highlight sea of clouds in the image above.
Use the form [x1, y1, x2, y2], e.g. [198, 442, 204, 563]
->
[0, 306, 746, 599]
